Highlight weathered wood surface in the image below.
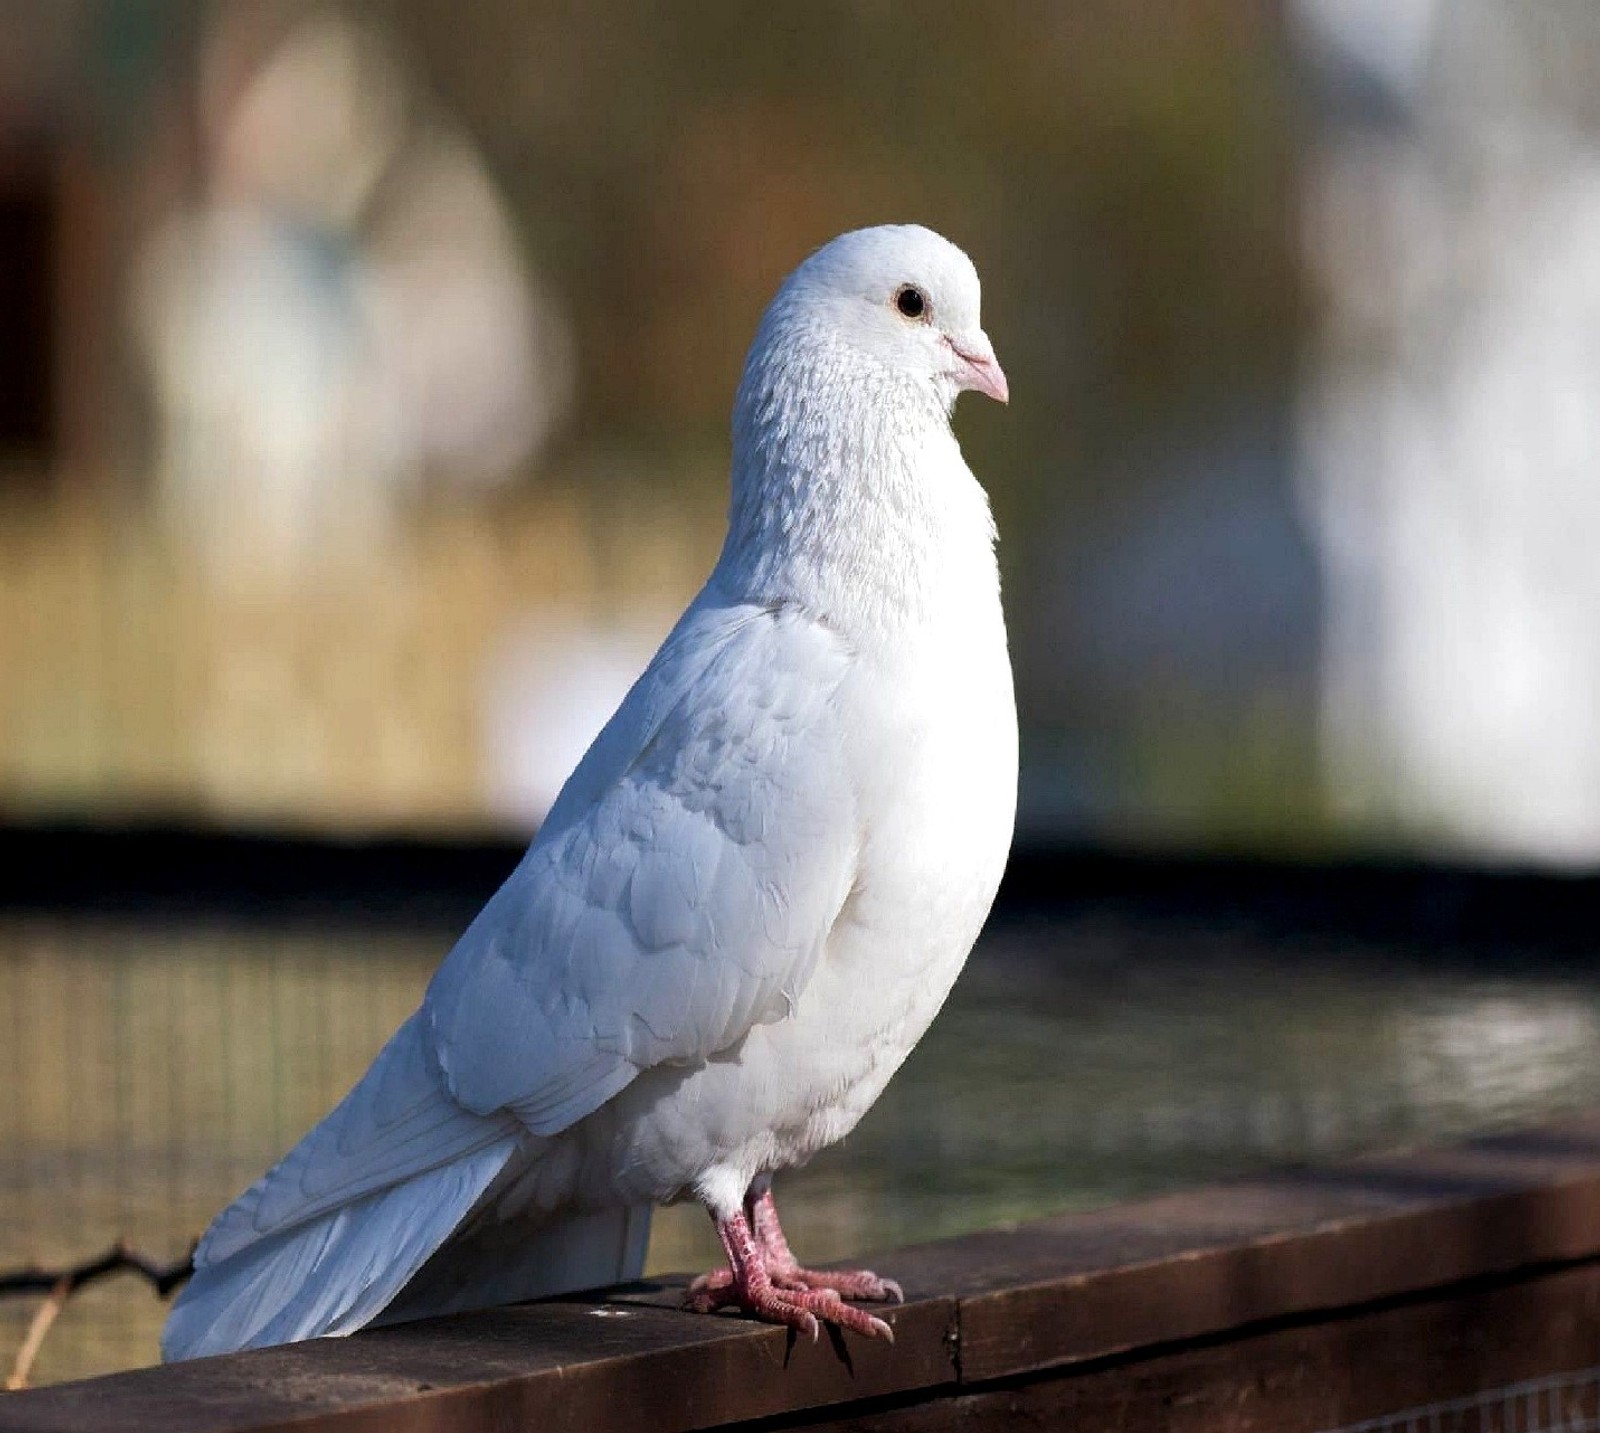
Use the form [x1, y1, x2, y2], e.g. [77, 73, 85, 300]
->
[807, 1262, 1600, 1432]
[8, 1114, 1600, 1432]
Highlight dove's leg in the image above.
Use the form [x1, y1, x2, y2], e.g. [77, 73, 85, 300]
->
[686, 1192, 894, 1341]
[748, 1184, 904, 1304]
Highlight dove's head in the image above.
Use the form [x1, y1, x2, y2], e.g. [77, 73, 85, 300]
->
[723, 225, 1006, 616]
[749, 224, 1008, 417]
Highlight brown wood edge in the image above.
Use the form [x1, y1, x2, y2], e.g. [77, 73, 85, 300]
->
[781, 1258, 1600, 1433]
[7, 1113, 1600, 1433]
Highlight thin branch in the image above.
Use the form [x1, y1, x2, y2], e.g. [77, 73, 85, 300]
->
[0, 1242, 194, 1391]
[0, 1242, 193, 1301]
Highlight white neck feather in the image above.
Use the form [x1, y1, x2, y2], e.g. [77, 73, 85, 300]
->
[714, 305, 999, 639]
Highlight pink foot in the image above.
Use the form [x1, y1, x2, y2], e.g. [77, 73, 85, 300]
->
[689, 1265, 892, 1340]
[749, 1189, 903, 1304]
[687, 1201, 895, 1342]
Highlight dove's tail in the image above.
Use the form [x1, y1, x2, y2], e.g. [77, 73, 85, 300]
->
[160, 1137, 520, 1361]
[161, 1011, 650, 1362]
[163, 1155, 652, 1361]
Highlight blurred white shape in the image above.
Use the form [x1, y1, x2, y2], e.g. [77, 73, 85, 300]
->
[1296, 5, 1600, 863]
[362, 128, 573, 488]
[130, 7, 571, 584]
[1290, 0, 1441, 104]
[207, 11, 405, 229]
[480, 616, 671, 827]
[132, 202, 390, 580]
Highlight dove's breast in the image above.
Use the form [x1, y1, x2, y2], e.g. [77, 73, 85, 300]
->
[591, 571, 1017, 1206]
[805, 583, 1019, 1121]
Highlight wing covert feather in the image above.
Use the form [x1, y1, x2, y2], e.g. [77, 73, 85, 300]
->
[425, 598, 857, 1133]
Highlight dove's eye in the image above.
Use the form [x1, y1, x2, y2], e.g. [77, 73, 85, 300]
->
[893, 285, 929, 321]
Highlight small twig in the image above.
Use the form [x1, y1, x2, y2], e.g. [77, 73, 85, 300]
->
[6, 1278, 70, 1391]
[0, 1241, 195, 1391]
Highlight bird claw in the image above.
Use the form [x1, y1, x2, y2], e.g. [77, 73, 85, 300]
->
[773, 1266, 904, 1304]
[691, 1200, 899, 1341]
[686, 1277, 829, 1340]
[687, 1268, 894, 1341]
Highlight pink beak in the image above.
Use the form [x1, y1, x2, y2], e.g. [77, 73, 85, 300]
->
[950, 332, 1009, 405]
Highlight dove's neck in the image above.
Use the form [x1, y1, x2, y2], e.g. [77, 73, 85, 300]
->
[716, 329, 999, 641]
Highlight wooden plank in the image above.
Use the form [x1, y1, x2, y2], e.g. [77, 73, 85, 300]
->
[799, 1256, 1600, 1431]
[0, 1284, 956, 1433]
[889, 1113, 1600, 1381]
[7, 1114, 1600, 1431]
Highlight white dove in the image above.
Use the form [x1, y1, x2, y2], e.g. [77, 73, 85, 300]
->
[162, 222, 1016, 1358]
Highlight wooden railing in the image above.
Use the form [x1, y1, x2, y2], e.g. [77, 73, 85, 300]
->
[6, 1112, 1600, 1431]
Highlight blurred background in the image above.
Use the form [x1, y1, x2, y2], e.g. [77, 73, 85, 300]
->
[7, 0, 1600, 1388]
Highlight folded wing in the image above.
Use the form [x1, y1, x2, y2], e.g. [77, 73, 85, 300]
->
[164, 595, 859, 1356]
[426, 595, 860, 1128]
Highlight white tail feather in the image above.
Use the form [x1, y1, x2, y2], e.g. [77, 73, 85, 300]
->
[161, 1136, 518, 1361]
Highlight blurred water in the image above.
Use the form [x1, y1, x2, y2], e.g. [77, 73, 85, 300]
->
[4, 911, 1600, 1386]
